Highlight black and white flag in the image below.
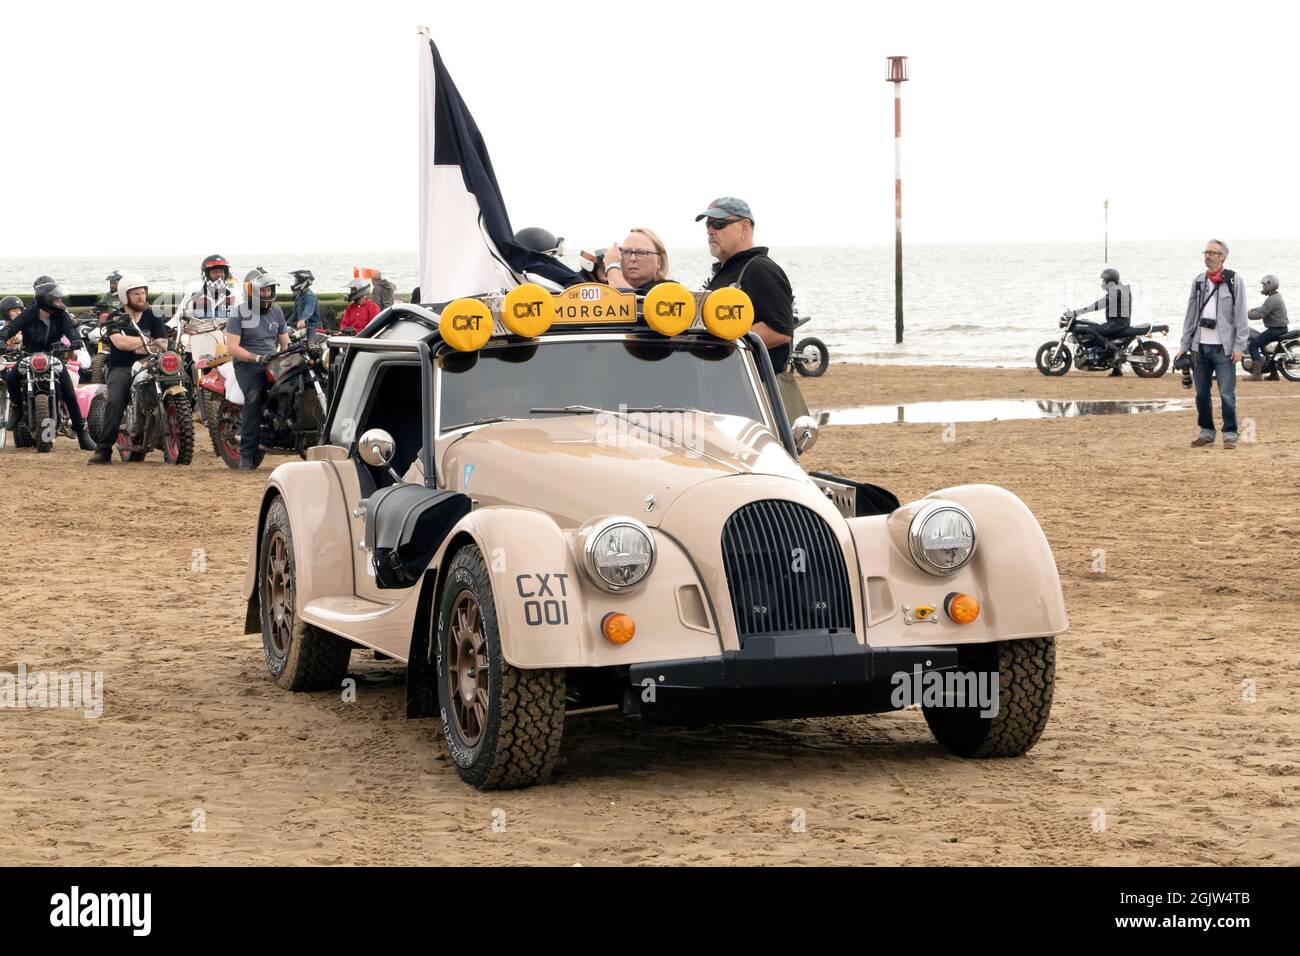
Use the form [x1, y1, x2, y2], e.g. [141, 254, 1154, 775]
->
[418, 31, 579, 303]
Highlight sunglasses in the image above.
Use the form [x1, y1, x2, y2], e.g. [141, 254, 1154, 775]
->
[705, 217, 743, 231]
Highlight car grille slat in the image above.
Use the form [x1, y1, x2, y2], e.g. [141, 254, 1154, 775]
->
[721, 499, 854, 641]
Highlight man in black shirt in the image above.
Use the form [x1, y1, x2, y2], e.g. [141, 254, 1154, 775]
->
[697, 197, 807, 421]
[3, 280, 95, 449]
[88, 273, 170, 465]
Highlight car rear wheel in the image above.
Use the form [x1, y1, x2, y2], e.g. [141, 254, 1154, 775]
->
[923, 636, 1055, 757]
[259, 496, 352, 691]
[435, 544, 565, 789]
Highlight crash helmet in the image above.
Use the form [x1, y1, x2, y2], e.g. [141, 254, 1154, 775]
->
[347, 278, 372, 303]
[514, 227, 564, 258]
[249, 272, 279, 309]
[33, 274, 54, 290]
[0, 294, 23, 318]
[1261, 274, 1280, 296]
[202, 254, 232, 282]
[116, 273, 149, 308]
[33, 279, 68, 311]
[290, 269, 315, 293]
[1100, 268, 1120, 286]
[105, 270, 123, 289]
[243, 267, 268, 301]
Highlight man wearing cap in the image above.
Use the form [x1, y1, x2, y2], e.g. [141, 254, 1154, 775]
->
[697, 197, 807, 421]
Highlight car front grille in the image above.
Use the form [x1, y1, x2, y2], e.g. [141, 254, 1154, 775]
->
[721, 500, 855, 641]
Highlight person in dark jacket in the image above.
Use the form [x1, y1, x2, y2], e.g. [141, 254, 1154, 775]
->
[1066, 268, 1134, 376]
[370, 270, 396, 311]
[288, 270, 323, 332]
[1246, 274, 1288, 381]
[3, 280, 95, 448]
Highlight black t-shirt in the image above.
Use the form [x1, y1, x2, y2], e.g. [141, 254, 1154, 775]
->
[705, 247, 795, 371]
[106, 309, 169, 368]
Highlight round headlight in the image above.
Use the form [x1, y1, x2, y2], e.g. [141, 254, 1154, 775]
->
[908, 501, 976, 575]
[582, 517, 656, 592]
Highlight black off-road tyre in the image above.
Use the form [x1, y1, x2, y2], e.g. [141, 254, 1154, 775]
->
[162, 393, 195, 465]
[31, 393, 53, 453]
[1035, 342, 1071, 376]
[435, 544, 565, 790]
[85, 393, 107, 445]
[1131, 340, 1169, 378]
[923, 636, 1055, 758]
[215, 399, 263, 469]
[90, 352, 108, 384]
[259, 496, 352, 691]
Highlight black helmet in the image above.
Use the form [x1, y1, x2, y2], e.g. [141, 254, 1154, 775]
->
[105, 270, 123, 285]
[347, 278, 372, 303]
[514, 226, 564, 257]
[290, 269, 315, 293]
[33, 274, 54, 291]
[1100, 268, 1120, 285]
[0, 294, 22, 315]
[34, 280, 68, 311]
[202, 254, 232, 281]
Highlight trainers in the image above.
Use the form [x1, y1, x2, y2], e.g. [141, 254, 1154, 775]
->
[1190, 436, 1214, 447]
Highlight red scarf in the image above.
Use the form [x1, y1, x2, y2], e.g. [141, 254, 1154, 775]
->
[1206, 268, 1224, 285]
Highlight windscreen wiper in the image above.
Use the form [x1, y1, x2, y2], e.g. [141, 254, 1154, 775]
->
[621, 405, 698, 413]
[529, 404, 606, 414]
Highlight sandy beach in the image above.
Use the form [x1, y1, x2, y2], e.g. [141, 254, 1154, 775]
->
[2, 363, 1297, 866]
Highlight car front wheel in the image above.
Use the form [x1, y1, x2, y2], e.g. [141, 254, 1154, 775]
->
[435, 544, 565, 789]
[922, 636, 1055, 757]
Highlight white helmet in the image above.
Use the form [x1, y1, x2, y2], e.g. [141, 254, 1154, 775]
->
[116, 272, 149, 306]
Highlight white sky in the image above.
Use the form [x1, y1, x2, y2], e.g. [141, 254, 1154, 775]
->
[3, 0, 1296, 256]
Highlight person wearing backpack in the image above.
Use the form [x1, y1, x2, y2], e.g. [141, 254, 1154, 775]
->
[696, 197, 808, 423]
[1175, 239, 1249, 449]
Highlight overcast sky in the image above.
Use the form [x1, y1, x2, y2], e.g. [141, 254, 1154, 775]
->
[3, 0, 1296, 256]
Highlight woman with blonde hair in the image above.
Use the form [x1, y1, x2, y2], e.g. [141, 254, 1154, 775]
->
[602, 227, 671, 293]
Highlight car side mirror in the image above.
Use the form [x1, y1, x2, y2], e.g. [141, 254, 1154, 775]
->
[358, 428, 404, 483]
[791, 415, 821, 454]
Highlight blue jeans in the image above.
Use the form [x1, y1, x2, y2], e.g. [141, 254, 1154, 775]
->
[1249, 326, 1286, 366]
[233, 359, 266, 463]
[1192, 344, 1237, 440]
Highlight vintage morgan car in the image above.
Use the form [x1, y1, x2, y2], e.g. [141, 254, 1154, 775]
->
[241, 281, 1069, 789]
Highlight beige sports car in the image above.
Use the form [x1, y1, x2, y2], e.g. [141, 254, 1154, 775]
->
[242, 282, 1068, 790]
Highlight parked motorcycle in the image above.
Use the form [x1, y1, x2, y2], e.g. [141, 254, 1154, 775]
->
[2, 346, 83, 453]
[200, 328, 330, 469]
[1036, 314, 1171, 377]
[1240, 326, 1300, 381]
[85, 324, 195, 465]
[790, 314, 829, 378]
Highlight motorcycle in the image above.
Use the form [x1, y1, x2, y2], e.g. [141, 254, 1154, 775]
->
[1036, 313, 1171, 377]
[1, 345, 86, 453]
[83, 304, 116, 384]
[199, 328, 330, 469]
[1240, 326, 1300, 381]
[178, 316, 229, 427]
[790, 313, 829, 378]
[84, 325, 195, 465]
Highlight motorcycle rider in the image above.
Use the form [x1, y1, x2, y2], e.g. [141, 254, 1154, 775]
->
[3, 280, 95, 449]
[339, 279, 379, 334]
[1, 295, 22, 343]
[1246, 274, 1288, 381]
[288, 270, 323, 332]
[1065, 268, 1133, 376]
[87, 274, 171, 465]
[100, 271, 123, 308]
[225, 271, 289, 470]
[186, 254, 238, 325]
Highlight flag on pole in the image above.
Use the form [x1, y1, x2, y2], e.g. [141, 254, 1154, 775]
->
[418, 30, 578, 304]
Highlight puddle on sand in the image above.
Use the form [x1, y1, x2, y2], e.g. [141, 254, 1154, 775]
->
[820, 398, 1193, 426]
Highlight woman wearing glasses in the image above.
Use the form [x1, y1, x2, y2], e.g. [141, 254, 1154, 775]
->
[601, 228, 671, 294]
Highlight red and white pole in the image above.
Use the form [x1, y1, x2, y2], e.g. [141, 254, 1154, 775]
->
[887, 57, 909, 344]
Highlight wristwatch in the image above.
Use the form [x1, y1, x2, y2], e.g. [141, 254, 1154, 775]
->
[606, 262, 622, 272]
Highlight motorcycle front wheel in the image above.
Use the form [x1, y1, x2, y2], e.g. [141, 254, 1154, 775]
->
[1035, 341, 1071, 376]
[1130, 340, 1170, 378]
[792, 337, 829, 377]
[162, 393, 195, 465]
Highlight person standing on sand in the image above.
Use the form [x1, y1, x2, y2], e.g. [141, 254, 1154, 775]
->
[1176, 239, 1249, 449]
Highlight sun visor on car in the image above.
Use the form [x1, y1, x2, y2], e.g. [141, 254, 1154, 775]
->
[362, 485, 472, 589]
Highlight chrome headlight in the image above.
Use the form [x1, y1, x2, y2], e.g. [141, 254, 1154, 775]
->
[582, 517, 656, 592]
[908, 501, 976, 575]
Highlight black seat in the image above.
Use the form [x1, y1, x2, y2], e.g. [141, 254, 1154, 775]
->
[362, 485, 471, 589]
[1281, 329, 1300, 341]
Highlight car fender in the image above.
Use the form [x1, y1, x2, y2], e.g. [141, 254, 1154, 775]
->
[423, 506, 724, 670]
[241, 461, 355, 634]
[848, 483, 1068, 648]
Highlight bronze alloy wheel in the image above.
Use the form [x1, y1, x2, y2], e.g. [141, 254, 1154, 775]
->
[446, 590, 490, 746]
[265, 530, 294, 657]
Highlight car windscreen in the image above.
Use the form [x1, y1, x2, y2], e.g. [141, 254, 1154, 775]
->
[437, 338, 765, 432]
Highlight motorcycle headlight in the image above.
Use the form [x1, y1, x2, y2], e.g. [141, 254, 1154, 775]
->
[582, 517, 656, 592]
[907, 501, 977, 575]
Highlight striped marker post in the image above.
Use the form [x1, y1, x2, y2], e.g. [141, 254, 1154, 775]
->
[886, 56, 909, 345]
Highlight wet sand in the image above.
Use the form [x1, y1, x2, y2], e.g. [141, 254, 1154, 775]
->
[2, 363, 1298, 865]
